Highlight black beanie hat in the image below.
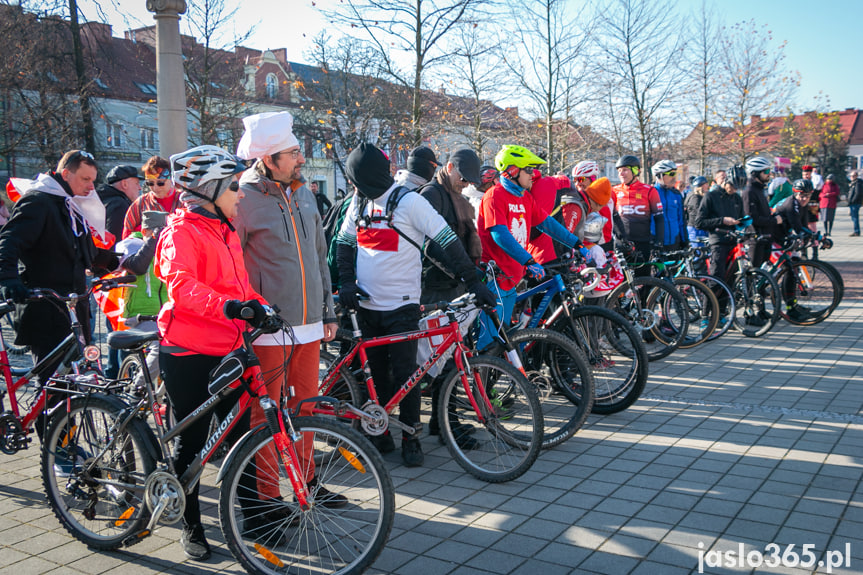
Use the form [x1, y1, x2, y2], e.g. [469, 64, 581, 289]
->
[406, 146, 438, 181]
[346, 143, 394, 200]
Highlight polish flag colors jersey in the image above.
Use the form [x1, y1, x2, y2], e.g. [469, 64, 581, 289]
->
[613, 179, 663, 241]
[478, 183, 548, 291]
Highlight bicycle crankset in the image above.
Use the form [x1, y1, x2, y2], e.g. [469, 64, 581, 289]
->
[0, 411, 27, 454]
[144, 470, 185, 528]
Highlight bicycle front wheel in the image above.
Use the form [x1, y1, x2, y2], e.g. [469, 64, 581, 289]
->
[219, 415, 394, 575]
[698, 275, 735, 342]
[41, 393, 156, 550]
[437, 355, 543, 482]
[777, 260, 842, 325]
[506, 328, 594, 449]
[732, 268, 780, 337]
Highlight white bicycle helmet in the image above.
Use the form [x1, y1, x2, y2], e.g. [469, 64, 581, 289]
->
[572, 160, 600, 180]
[745, 156, 772, 176]
[582, 212, 607, 244]
[651, 159, 677, 177]
[171, 145, 247, 194]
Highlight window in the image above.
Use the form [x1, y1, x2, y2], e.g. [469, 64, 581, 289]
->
[312, 140, 325, 159]
[140, 127, 156, 149]
[266, 74, 278, 99]
[106, 122, 124, 148]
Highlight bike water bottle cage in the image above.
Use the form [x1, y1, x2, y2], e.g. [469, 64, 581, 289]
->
[208, 347, 249, 395]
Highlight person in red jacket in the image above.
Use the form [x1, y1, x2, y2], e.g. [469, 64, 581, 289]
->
[818, 174, 840, 236]
[155, 145, 268, 561]
[612, 155, 664, 273]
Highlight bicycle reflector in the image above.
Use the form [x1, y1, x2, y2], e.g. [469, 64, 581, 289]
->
[83, 345, 101, 362]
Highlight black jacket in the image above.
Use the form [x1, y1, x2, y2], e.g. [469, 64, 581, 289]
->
[742, 177, 775, 235]
[695, 188, 744, 245]
[849, 179, 862, 206]
[772, 196, 809, 242]
[0, 175, 117, 347]
[97, 184, 133, 240]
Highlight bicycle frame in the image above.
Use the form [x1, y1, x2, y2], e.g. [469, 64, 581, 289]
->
[317, 308, 495, 434]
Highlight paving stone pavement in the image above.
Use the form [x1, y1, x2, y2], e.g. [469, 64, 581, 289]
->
[1, 212, 861, 575]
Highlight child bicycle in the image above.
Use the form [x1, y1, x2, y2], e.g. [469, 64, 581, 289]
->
[40, 304, 394, 575]
[317, 296, 544, 483]
[0, 275, 134, 455]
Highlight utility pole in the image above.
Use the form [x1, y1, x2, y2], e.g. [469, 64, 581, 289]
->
[146, 0, 188, 157]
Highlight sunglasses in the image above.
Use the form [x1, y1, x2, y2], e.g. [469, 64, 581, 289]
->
[663, 171, 677, 177]
[576, 176, 597, 184]
[146, 179, 168, 187]
[72, 150, 95, 161]
[228, 181, 239, 192]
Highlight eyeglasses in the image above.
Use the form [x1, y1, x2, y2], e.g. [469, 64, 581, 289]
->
[663, 171, 677, 177]
[576, 176, 597, 184]
[146, 179, 168, 187]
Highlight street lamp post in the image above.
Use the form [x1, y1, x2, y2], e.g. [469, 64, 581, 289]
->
[146, 0, 187, 158]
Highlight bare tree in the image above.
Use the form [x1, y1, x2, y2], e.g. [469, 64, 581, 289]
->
[596, 0, 684, 180]
[503, 0, 591, 173]
[715, 19, 797, 164]
[182, 0, 254, 148]
[320, 0, 485, 147]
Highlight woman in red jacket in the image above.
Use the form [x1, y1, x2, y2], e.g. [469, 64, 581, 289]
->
[819, 174, 840, 236]
[155, 145, 268, 560]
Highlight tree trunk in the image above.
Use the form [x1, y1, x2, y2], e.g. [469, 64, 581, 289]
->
[68, 0, 95, 155]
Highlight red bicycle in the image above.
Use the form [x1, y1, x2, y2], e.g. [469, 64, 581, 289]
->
[0, 275, 133, 455]
[317, 298, 544, 483]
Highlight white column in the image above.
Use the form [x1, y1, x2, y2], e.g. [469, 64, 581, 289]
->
[147, 0, 187, 157]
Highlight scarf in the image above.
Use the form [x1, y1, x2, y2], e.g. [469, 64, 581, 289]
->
[500, 174, 525, 197]
[10, 172, 107, 241]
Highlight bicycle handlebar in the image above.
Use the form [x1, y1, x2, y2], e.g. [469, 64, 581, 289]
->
[25, 274, 138, 303]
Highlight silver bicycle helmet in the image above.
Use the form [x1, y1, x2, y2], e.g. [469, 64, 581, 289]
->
[171, 145, 247, 194]
[572, 160, 600, 180]
[744, 156, 772, 176]
[651, 159, 677, 177]
[582, 212, 607, 244]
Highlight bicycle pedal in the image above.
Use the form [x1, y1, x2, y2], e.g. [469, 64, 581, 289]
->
[122, 529, 152, 547]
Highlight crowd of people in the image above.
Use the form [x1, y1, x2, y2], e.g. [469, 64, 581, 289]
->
[0, 111, 855, 559]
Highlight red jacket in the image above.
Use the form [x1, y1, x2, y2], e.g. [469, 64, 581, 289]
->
[819, 181, 840, 209]
[527, 174, 571, 264]
[155, 208, 265, 356]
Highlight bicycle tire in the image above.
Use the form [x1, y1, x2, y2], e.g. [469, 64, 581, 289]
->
[732, 268, 780, 337]
[41, 393, 156, 550]
[808, 257, 844, 300]
[776, 260, 842, 325]
[551, 305, 649, 414]
[698, 275, 735, 342]
[673, 277, 720, 349]
[437, 355, 542, 482]
[218, 415, 394, 575]
[606, 276, 689, 361]
[503, 328, 594, 449]
[1, 313, 30, 355]
[318, 359, 365, 431]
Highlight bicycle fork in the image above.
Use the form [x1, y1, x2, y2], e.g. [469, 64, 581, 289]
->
[260, 395, 311, 510]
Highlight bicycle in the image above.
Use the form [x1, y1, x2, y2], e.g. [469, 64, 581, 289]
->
[41, 304, 394, 575]
[763, 235, 842, 326]
[0, 275, 134, 455]
[317, 297, 544, 483]
[647, 249, 720, 349]
[506, 260, 649, 415]
[671, 247, 736, 342]
[720, 229, 781, 337]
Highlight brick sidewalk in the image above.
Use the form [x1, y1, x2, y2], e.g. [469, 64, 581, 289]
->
[1, 212, 861, 575]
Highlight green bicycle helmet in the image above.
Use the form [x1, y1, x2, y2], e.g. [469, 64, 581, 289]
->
[494, 145, 546, 174]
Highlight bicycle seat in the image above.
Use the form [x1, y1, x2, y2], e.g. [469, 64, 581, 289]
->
[107, 328, 160, 351]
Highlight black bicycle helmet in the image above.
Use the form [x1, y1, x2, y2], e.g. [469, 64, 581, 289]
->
[616, 155, 640, 169]
[727, 165, 747, 190]
[792, 179, 814, 194]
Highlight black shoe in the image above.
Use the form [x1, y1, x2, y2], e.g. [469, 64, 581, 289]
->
[745, 314, 767, 327]
[308, 476, 348, 509]
[849, 232, 859, 237]
[401, 437, 424, 467]
[180, 522, 211, 561]
[428, 417, 440, 436]
[437, 423, 479, 450]
[368, 431, 395, 454]
[787, 305, 812, 323]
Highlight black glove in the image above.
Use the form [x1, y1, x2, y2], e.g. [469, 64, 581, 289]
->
[0, 278, 28, 303]
[338, 281, 360, 311]
[224, 299, 267, 327]
[467, 281, 497, 309]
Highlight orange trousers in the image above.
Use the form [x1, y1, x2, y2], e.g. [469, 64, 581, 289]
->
[251, 342, 320, 499]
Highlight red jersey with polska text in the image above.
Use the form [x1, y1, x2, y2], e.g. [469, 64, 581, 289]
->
[478, 183, 548, 291]
[613, 179, 663, 241]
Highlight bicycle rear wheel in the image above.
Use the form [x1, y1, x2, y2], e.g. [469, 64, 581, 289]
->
[437, 356, 542, 482]
[732, 268, 780, 337]
[673, 277, 719, 349]
[777, 260, 842, 325]
[506, 328, 594, 449]
[219, 416, 394, 575]
[698, 275, 735, 342]
[41, 393, 156, 550]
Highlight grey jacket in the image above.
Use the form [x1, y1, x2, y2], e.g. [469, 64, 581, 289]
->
[235, 163, 336, 329]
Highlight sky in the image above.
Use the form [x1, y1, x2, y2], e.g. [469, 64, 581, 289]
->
[83, 0, 859, 113]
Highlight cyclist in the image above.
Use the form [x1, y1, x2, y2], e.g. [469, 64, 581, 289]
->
[684, 176, 710, 274]
[396, 145, 439, 190]
[335, 143, 495, 468]
[557, 162, 613, 243]
[613, 155, 664, 272]
[742, 156, 782, 268]
[651, 160, 687, 251]
[772, 178, 816, 322]
[475, 144, 586, 350]
[123, 156, 182, 238]
[694, 166, 745, 293]
[155, 145, 269, 560]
